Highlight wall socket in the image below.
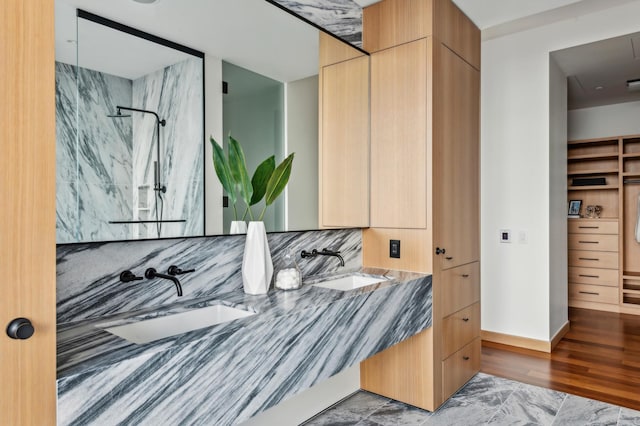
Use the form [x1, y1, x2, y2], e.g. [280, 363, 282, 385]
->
[390, 240, 401, 258]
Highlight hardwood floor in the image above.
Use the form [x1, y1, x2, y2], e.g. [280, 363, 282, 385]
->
[481, 307, 640, 411]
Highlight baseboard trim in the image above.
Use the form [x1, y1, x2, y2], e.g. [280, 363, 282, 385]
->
[482, 321, 571, 353]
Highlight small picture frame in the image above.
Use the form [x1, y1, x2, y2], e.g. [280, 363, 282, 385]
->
[568, 200, 582, 217]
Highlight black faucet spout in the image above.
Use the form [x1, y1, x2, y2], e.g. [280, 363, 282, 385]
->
[301, 248, 345, 267]
[145, 268, 183, 296]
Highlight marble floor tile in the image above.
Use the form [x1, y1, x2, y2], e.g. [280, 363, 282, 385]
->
[619, 407, 640, 426]
[551, 394, 620, 426]
[365, 399, 432, 426]
[305, 391, 389, 425]
[487, 383, 566, 426]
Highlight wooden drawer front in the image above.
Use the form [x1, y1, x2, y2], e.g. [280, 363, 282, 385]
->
[569, 250, 619, 269]
[442, 303, 480, 359]
[442, 338, 481, 400]
[568, 234, 618, 252]
[441, 262, 480, 318]
[569, 220, 618, 235]
[569, 266, 619, 287]
[569, 283, 619, 304]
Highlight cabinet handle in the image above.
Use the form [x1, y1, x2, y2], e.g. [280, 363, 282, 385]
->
[579, 291, 599, 295]
[445, 256, 453, 260]
[462, 317, 470, 322]
[461, 274, 470, 278]
[578, 241, 598, 244]
[579, 274, 599, 278]
[578, 226, 599, 229]
[435, 247, 446, 255]
[462, 356, 470, 361]
[578, 257, 599, 261]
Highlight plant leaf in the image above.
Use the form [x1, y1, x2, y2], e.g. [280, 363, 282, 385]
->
[265, 153, 294, 206]
[209, 136, 236, 205]
[228, 136, 253, 207]
[250, 155, 275, 206]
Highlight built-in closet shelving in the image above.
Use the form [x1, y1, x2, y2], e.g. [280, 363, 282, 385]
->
[567, 134, 640, 313]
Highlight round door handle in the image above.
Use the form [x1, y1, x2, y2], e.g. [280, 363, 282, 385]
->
[7, 318, 34, 340]
[435, 247, 446, 255]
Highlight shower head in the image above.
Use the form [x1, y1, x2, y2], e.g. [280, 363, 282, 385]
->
[107, 107, 131, 118]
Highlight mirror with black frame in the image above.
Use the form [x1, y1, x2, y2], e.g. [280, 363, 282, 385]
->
[54, 0, 362, 244]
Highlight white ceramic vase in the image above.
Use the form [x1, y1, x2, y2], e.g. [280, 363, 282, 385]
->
[229, 220, 247, 234]
[242, 221, 273, 295]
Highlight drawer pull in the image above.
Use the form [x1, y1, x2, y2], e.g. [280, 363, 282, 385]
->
[461, 274, 470, 278]
[578, 257, 599, 261]
[462, 317, 470, 322]
[579, 274, 599, 278]
[462, 356, 470, 361]
[578, 226, 599, 229]
[578, 241, 598, 244]
[445, 256, 453, 260]
[579, 291, 599, 295]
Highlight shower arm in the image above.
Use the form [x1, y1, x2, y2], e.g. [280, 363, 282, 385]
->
[116, 106, 166, 193]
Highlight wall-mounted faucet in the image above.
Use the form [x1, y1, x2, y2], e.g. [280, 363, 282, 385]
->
[145, 267, 183, 297]
[120, 270, 143, 283]
[301, 248, 345, 267]
[167, 265, 195, 276]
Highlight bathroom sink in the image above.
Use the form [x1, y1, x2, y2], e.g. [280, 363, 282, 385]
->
[101, 304, 255, 344]
[312, 274, 389, 292]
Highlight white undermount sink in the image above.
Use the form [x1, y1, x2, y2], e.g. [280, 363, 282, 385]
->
[101, 304, 255, 344]
[312, 274, 389, 291]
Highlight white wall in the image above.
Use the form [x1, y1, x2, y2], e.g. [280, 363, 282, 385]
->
[204, 54, 224, 235]
[482, 1, 640, 341]
[548, 56, 568, 337]
[568, 101, 640, 140]
[286, 75, 319, 231]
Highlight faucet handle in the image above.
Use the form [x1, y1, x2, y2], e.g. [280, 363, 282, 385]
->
[120, 270, 143, 283]
[321, 248, 341, 254]
[167, 265, 195, 276]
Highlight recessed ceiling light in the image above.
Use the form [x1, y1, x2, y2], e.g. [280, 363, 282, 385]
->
[595, 86, 604, 90]
[132, 0, 159, 3]
[627, 79, 640, 91]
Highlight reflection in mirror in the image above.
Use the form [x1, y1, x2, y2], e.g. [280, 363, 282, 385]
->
[55, 11, 204, 243]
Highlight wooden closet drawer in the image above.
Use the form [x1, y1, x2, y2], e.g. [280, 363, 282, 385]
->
[441, 262, 480, 318]
[442, 303, 480, 359]
[569, 283, 619, 304]
[442, 338, 481, 400]
[569, 250, 619, 269]
[569, 267, 618, 287]
[568, 234, 618, 252]
[568, 220, 618, 235]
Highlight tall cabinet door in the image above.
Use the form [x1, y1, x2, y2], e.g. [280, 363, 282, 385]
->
[433, 45, 480, 270]
[320, 56, 370, 227]
[370, 39, 429, 229]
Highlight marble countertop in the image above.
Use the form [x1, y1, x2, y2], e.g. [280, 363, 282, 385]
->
[57, 267, 431, 380]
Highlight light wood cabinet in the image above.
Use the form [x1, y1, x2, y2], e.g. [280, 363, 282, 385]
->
[318, 38, 370, 228]
[359, 0, 480, 412]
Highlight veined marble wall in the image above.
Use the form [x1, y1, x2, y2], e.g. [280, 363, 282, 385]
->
[132, 57, 204, 239]
[271, 0, 363, 47]
[56, 228, 362, 323]
[56, 62, 134, 243]
[55, 58, 204, 243]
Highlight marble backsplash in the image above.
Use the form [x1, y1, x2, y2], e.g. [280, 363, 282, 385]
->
[56, 228, 362, 324]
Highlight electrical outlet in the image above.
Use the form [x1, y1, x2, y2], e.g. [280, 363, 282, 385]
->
[390, 240, 401, 258]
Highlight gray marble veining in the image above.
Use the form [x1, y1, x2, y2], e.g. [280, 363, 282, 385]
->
[57, 267, 432, 425]
[56, 228, 362, 323]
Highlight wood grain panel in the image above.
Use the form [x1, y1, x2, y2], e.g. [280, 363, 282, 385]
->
[568, 219, 618, 235]
[361, 327, 436, 411]
[433, 0, 480, 69]
[319, 31, 365, 67]
[442, 338, 481, 399]
[362, 228, 431, 273]
[442, 303, 480, 359]
[440, 262, 480, 317]
[623, 184, 640, 273]
[432, 43, 480, 269]
[0, 0, 57, 424]
[370, 39, 428, 228]
[569, 250, 619, 270]
[569, 266, 619, 287]
[319, 56, 370, 227]
[568, 234, 619, 252]
[570, 283, 619, 305]
[362, 0, 432, 53]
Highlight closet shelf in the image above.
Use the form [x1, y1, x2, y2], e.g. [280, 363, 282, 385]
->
[568, 139, 619, 147]
[568, 153, 618, 161]
[568, 185, 618, 191]
[623, 272, 640, 279]
[623, 153, 640, 159]
[623, 289, 640, 296]
[567, 169, 618, 176]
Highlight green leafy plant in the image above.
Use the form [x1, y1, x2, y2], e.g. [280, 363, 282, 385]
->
[210, 135, 294, 223]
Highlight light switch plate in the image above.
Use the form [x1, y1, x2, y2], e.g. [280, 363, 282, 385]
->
[500, 229, 511, 243]
[390, 240, 400, 258]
